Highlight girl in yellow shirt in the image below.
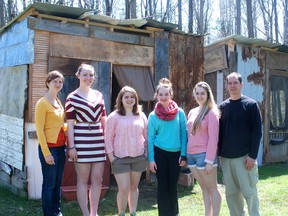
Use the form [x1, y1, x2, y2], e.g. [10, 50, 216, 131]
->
[35, 70, 66, 216]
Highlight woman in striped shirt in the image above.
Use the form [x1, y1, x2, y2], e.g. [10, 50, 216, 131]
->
[65, 63, 106, 216]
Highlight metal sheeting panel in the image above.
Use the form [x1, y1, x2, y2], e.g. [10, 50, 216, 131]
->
[0, 65, 28, 118]
[169, 33, 204, 114]
[0, 19, 34, 67]
[236, 44, 264, 103]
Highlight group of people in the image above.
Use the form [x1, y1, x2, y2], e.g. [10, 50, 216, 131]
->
[35, 62, 262, 216]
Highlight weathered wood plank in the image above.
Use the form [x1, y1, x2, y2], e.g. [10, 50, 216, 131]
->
[28, 17, 90, 37]
[204, 45, 228, 74]
[0, 114, 24, 170]
[29, 16, 154, 46]
[50, 34, 154, 67]
[90, 28, 154, 47]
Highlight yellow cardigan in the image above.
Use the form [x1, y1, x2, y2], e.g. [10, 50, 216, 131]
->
[35, 97, 65, 157]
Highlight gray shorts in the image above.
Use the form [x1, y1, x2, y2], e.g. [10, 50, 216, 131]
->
[111, 155, 148, 174]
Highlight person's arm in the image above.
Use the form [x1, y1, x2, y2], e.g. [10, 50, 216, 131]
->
[179, 110, 187, 161]
[147, 113, 157, 173]
[249, 102, 262, 159]
[35, 101, 49, 155]
[141, 112, 148, 155]
[35, 100, 55, 164]
[104, 112, 116, 162]
[67, 119, 77, 161]
[205, 110, 219, 164]
[65, 96, 77, 161]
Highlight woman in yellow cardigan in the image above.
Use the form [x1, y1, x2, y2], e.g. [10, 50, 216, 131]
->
[35, 70, 66, 216]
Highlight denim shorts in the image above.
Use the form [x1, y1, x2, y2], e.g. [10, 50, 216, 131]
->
[187, 152, 218, 169]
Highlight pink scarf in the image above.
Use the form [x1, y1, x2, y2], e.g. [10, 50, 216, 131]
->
[155, 101, 178, 121]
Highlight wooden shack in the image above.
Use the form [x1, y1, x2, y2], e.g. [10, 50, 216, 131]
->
[0, 3, 204, 198]
[204, 35, 288, 164]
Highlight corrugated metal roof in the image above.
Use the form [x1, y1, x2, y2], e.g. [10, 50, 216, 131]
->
[0, 2, 178, 34]
[206, 34, 288, 53]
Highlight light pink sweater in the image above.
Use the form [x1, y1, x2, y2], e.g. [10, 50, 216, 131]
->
[187, 107, 219, 164]
[105, 111, 148, 158]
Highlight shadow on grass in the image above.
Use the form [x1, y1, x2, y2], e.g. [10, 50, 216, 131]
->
[258, 162, 288, 180]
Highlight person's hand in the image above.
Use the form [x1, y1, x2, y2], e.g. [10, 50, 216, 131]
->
[68, 148, 78, 161]
[205, 163, 213, 174]
[150, 162, 157, 173]
[178, 156, 186, 167]
[45, 155, 55, 165]
[108, 154, 115, 163]
[244, 156, 255, 170]
[218, 156, 222, 164]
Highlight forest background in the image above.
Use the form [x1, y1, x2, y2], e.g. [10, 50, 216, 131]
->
[0, 0, 287, 45]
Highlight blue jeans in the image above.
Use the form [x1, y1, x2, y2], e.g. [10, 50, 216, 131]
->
[39, 146, 66, 216]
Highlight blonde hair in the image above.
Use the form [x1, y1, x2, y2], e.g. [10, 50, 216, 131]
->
[191, 81, 219, 135]
[75, 63, 95, 77]
[155, 78, 173, 99]
[115, 86, 140, 116]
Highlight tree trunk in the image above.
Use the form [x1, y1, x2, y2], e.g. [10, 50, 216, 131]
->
[178, 0, 182, 30]
[284, 0, 288, 44]
[273, 0, 279, 43]
[125, 0, 130, 19]
[0, 0, 4, 28]
[246, 0, 254, 37]
[188, 0, 193, 33]
[162, 0, 170, 22]
[105, 0, 113, 16]
[131, 0, 137, 18]
[236, 0, 241, 34]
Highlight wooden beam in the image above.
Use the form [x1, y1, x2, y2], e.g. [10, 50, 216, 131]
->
[17, 8, 38, 22]
[36, 14, 154, 35]
[28, 17, 155, 47]
[50, 34, 154, 67]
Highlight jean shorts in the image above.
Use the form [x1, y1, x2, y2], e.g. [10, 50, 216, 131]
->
[187, 152, 218, 169]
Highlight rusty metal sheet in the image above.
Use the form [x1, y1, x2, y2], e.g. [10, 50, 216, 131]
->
[169, 33, 204, 114]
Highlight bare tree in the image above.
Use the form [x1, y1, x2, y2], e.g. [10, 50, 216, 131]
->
[258, 0, 273, 41]
[125, 0, 130, 18]
[236, 0, 241, 34]
[0, 0, 5, 28]
[283, 0, 288, 44]
[105, 0, 113, 16]
[178, 0, 182, 30]
[246, 0, 254, 37]
[272, 0, 279, 43]
[162, 0, 171, 22]
[219, 0, 235, 37]
[188, 0, 193, 33]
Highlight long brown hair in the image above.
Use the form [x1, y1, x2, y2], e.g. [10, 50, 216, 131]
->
[115, 86, 140, 116]
[191, 81, 219, 135]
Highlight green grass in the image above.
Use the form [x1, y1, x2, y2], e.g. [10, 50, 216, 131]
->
[0, 163, 287, 216]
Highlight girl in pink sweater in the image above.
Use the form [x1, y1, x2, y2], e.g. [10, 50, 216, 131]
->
[187, 82, 221, 216]
[105, 86, 148, 216]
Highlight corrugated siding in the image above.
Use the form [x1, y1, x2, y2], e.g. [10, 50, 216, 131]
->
[30, 30, 50, 122]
